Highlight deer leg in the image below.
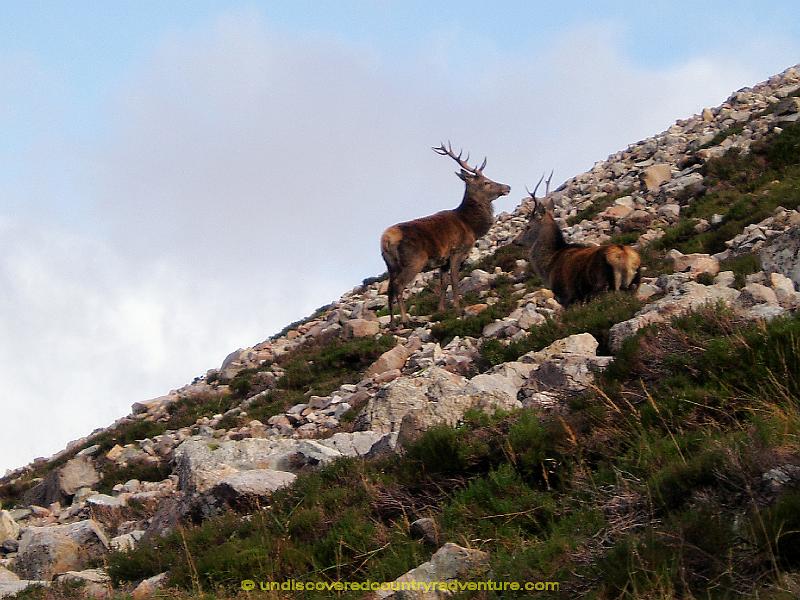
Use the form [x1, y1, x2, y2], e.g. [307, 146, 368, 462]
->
[449, 254, 466, 311]
[387, 274, 397, 325]
[397, 292, 409, 324]
[437, 264, 448, 312]
[393, 257, 427, 325]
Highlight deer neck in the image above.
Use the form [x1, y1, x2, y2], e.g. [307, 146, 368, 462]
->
[456, 193, 494, 239]
[531, 213, 567, 277]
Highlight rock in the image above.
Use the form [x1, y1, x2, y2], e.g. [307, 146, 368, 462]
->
[460, 270, 492, 294]
[86, 494, 129, 530]
[175, 432, 394, 495]
[359, 367, 520, 437]
[209, 469, 296, 510]
[667, 250, 720, 276]
[0, 512, 19, 545]
[620, 209, 654, 231]
[344, 319, 380, 338]
[742, 304, 785, 321]
[760, 226, 800, 286]
[15, 520, 109, 580]
[609, 282, 740, 351]
[0, 567, 19, 582]
[358, 367, 469, 434]
[409, 518, 439, 545]
[1, 540, 19, 554]
[131, 572, 168, 599]
[131, 393, 178, 416]
[520, 334, 612, 403]
[109, 531, 145, 553]
[769, 272, 800, 307]
[466, 362, 532, 406]
[735, 283, 779, 308]
[371, 543, 489, 599]
[658, 204, 681, 220]
[509, 304, 546, 330]
[0, 579, 49, 598]
[641, 164, 672, 191]
[529, 332, 599, 357]
[602, 204, 634, 220]
[54, 569, 109, 598]
[463, 303, 489, 317]
[714, 271, 736, 287]
[762, 464, 800, 493]
[636, 282, 660, 301]
[23, 454, 101, 507]
[58, 455, 101, 498]
[365, 344, 410, 378]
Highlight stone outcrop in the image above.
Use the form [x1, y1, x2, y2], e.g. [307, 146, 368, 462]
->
[15, 520, 109, 581]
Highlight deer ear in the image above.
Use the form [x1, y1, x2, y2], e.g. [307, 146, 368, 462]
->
[544, 197, 555, 212]
[456, 169, 472, 181]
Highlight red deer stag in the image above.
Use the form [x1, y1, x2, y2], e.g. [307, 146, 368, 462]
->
[514, 174, 641, 306]
[381, 143, 510, 325]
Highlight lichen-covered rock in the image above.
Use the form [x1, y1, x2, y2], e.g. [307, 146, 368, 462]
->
[370, 543, 489, 599]
[15, 520, 109, 581]
[359, 367, 520, 437]
[760, 226, 800, 286]
[174, 432, 394, 495]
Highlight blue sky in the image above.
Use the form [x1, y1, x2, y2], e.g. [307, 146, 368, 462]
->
[1, 1, 798, 473]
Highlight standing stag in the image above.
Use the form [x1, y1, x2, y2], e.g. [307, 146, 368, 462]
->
[381, 143, 510, 325]
[514, 174, 642, 306]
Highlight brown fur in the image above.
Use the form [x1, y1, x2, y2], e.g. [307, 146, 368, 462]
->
[514, 200, 642, 306]
[381, 146, 510, 324]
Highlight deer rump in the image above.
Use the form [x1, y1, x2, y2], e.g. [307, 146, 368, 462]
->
[545, 243, 641, 306]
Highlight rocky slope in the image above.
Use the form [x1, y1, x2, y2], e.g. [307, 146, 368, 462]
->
[2, 64, 800, 599]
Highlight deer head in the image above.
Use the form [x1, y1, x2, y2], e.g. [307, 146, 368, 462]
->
[433, 142, 510, 204]
[513, 170, 554, 247]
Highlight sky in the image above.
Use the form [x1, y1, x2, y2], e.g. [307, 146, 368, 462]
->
[1, 1, 799, 474]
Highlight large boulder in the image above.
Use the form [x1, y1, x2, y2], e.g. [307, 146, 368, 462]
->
[208, 469, 297, 511]
[15, 520, 109, 580]
[518, 334, 612, 409]
[358, 367, 521, 436]
[760, 226, 800, 286]
[174, 432, 394, 495]
[22, 455, 100, 507]
[0, 511, 19, 545]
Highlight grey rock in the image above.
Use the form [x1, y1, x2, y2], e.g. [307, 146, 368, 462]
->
[371, 543, 489, 599]
[15, 520, 109, 580]
[760, 226, 800, 286]
[0, 512, 19, 545]
[409, 518, 440, 545]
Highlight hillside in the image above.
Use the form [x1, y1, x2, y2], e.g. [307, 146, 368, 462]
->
[1, 64, 800, 599]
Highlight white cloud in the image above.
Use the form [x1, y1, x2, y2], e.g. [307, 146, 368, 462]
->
[2, 11, 797, 473]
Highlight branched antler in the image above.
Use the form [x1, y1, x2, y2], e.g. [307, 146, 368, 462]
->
[526, 169, 555, 211]
[433, 141, 486, 175]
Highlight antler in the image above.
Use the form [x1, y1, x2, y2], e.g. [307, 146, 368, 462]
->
[433, 141, 486, 175]
[544, 169, 554, 196]
[526, 170, 555, 212]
